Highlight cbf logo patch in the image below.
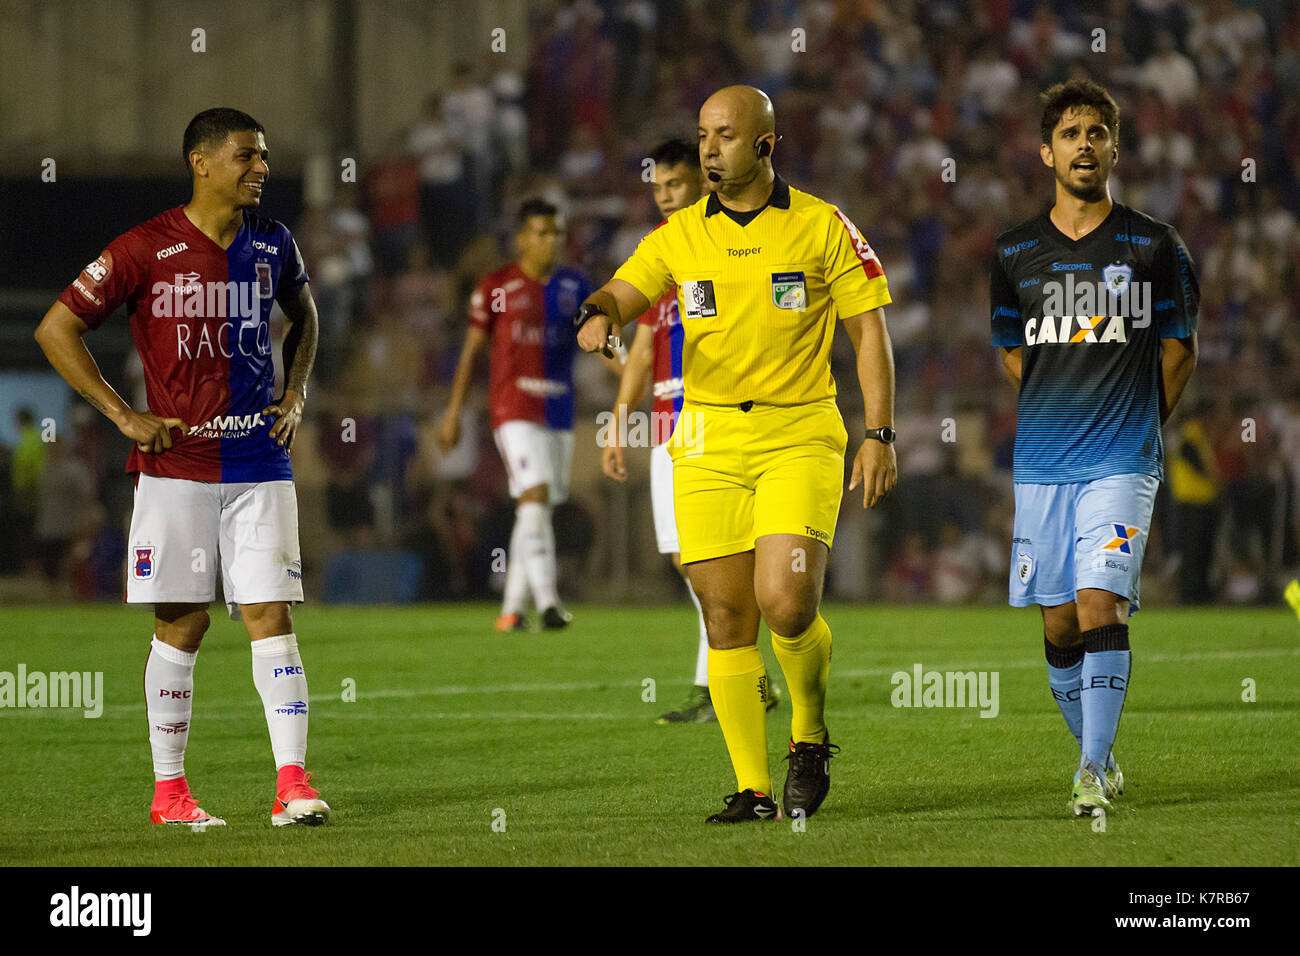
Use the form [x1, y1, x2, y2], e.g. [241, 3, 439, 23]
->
[771, 271, 806, 310]
[681, 279, 717, 318]
[133, 547, 155, 580]
[1103, 524, 1141, 554]
[1102, 262, 1133, 298]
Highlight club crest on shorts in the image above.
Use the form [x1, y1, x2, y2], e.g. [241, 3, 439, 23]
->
[1103, 262, 1133, 298]
[1016, 551, 1033, 584]
[681, 279, 717, 318]
[133, 546, 155, 580]
[771, 271, 806, 310]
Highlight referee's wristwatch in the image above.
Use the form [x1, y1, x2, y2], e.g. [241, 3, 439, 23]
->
[865, 426, 896, 444]
[573, 302, 604, 331]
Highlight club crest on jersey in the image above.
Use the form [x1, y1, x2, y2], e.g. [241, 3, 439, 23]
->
[1103, 262, 1133, 297]
[771, 272, 807, 310]
[681, 279, 717, 318]
[133, 547, 155, 580]
[1103, 524, 1141, 554]
[255, 262, 273, 299]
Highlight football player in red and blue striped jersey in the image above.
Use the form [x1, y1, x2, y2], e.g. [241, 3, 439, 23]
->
[36, 108, 329, 829]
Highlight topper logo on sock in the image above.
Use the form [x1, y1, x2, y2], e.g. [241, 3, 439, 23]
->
[1103, 524, 1140, 554]
[274, 700, 308, 715]
[273, 666, 304, 678]
[133, 547, 155, 579]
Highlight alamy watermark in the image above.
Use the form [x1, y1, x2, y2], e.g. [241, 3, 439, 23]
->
[890, 663, 999, 718]
[0, 664, 103, 718]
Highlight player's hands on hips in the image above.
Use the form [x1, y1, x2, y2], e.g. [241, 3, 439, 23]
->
[263, 388, 304, 453]
[436, 411, 461, 453]
[602, 442, 627, 481]
[118, 410, 188, 454]
[849, 439, 897, 508]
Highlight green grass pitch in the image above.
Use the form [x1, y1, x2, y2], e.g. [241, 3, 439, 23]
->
[1, 603, 1297, 866]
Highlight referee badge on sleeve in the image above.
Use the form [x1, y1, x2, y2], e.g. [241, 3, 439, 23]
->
[681, 279, 717, 318]
[771, 272, 807, 310]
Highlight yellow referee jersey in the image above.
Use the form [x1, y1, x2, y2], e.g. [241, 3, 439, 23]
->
[612, 175, 891, 406]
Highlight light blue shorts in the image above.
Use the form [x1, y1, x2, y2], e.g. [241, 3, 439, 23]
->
[1010, 473, 1159, 613]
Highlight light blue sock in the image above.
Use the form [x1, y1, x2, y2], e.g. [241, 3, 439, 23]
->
[1079, 625, 1131, 785]
[1044, 637, 1083, 747]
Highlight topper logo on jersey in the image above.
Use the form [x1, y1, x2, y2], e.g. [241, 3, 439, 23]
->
[151, 273, 261, 321]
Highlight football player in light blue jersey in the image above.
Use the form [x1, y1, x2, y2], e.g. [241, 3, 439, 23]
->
[990, 80, 1198, 817]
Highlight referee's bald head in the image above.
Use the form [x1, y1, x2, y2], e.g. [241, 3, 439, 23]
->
[700, 86, 775, 141]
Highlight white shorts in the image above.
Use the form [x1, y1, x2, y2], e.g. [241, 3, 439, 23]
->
[493, 421, 574, 504]
[650, 442, 679, 554]
[127, 474, 304, 618]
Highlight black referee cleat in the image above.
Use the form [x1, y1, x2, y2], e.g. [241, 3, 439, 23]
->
[705, 789, 779, 824]
[541, 605, 573, 630]
[783, 735, 840, 819]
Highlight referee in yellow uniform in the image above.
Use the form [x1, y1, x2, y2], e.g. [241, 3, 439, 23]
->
[578, 85, 898, 823]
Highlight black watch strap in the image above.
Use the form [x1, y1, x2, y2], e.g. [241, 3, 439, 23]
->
[865, 426, 896, 444]
[574, 302, 604, 331]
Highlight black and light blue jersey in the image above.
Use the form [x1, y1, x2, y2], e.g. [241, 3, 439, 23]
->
[990, 203, 1198, 484]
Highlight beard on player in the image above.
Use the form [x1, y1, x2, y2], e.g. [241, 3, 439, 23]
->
[1054, 147, 1113, 204]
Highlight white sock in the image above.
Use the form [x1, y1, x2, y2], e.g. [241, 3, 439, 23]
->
[686, 578, 709, 687]
[145, 636, 196, 781]
[250, 633, 309, 769]
[502, 515, 530, 615]
[517, 502, 560, 610]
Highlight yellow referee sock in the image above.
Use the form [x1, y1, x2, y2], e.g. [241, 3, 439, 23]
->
[771, 614, 832, 744]
[707, 644, 772, 796]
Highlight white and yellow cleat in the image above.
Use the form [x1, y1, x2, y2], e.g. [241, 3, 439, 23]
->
[1070, 768, 1112, 817]
[272, 770, 330, 827]
[1104, 759, 1124, 800]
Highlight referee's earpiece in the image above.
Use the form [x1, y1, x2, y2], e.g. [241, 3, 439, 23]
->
[755, 137, 771, 159]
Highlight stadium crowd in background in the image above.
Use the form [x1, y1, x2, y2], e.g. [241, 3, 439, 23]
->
[9, 0, 1299, 607]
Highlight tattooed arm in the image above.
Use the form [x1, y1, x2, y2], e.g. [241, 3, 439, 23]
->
[264, 283, 319, 453]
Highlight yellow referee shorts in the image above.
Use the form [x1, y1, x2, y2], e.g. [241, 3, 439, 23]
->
[666, 397, 848, 564]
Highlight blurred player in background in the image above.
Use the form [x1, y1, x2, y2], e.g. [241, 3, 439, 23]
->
[34, 108, 330, 828]
[439, 199, 594, 631]
[991, 80, 1198, 816]
[579, 86, 897, 823]
[602, 138, 778, 724]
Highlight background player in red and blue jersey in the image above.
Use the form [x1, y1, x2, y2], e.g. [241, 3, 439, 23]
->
[601, 139, 778, 724]
[35, 108, 330, 828]
[991, 81, 1198, 817]
[438, 199, 595, 631]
